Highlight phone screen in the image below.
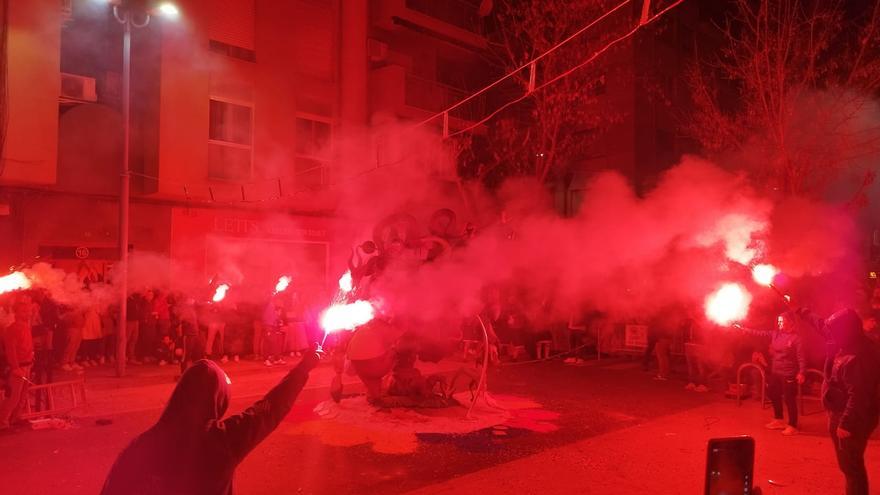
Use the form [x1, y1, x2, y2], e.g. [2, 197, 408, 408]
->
[704, 436, 754, 495]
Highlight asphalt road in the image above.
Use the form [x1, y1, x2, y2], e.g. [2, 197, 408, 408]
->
[0, 358, 728, 494]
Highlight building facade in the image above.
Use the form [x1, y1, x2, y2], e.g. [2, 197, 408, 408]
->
[0, 0, 492, 287]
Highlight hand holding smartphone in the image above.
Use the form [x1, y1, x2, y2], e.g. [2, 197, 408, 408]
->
[705, 436, 755, 495]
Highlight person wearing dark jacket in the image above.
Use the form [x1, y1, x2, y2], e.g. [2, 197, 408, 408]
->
[765, 312, 807, 434]
[821, 309, 880, 495]
[735, 312, 806, 434]
[100, 350, 320, 495]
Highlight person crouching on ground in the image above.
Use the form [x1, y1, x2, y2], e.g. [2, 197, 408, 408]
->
[100, 347, 320, 495]
[822, 309, 880, 495]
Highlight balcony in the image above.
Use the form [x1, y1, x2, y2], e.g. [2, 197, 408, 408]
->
[372, 0, 489, 50]
[370, 64, 486, 132]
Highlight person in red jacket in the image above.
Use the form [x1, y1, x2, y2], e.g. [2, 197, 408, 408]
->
[100, 348, 320, 495]
[0, 293, 35, 430]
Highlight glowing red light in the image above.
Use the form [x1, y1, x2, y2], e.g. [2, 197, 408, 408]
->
[274, 275, 291, 293]
[319, 300, 374, 333]
[212, 284, 229, 302]
[705, 283, 751, 326]
[0, 272, 31, 295]
[751, 264, 778, 287]
[338, 271, 353, 293]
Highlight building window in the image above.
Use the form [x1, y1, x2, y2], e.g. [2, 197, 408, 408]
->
[209, 40, 256, 63]
[294, 116, 331, 187]
[208, 99, 253, 181]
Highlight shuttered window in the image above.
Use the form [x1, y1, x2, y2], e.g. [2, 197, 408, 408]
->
[293, 0, 334, 79]
[208, 0, 255, 51]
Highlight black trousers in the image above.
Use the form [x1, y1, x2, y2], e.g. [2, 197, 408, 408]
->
[767, 373, 798, 427]
[642, 332, 658, 369]
[180, 334, 204, 375]
[31, 349, 54, 412]
[829, 413, 878, 495]
[263, 330, 284, 360]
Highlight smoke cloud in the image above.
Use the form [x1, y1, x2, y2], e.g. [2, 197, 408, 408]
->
[8, 121, 865, 329]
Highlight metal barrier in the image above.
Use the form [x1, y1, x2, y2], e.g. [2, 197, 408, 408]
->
[736, 363, 767, 409]
[598, 324, 687, 358]
[798, 368, 825, 417]
[19, 378, 87, 420]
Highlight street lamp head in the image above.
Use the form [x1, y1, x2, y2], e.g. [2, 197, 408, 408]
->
[157, 2, 179, 18]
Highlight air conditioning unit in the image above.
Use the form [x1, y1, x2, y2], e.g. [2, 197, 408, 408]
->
[367, 38, 389, 62]
[60, 73, 98, 103]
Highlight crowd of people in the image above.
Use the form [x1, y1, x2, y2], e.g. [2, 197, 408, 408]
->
[0, 283, 331, 429]
[2, 268, 879, 492]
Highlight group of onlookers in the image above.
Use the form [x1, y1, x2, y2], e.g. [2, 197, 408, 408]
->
[0, 282, 328, 430]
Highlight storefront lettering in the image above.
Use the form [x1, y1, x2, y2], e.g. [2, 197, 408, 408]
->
[212, 217, 326, 239]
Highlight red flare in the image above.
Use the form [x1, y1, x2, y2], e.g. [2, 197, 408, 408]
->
[0, 272, 31, 295]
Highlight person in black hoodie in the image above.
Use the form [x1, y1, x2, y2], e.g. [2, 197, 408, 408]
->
[100, 349, 320, 495]
[821, 309, 880, 495]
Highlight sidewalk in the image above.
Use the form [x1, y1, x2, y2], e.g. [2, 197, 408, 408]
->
[403, 396, 880, 495]
[56, 357, 471, 418]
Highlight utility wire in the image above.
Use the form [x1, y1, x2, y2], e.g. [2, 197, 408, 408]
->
[126, 0, 688, 203]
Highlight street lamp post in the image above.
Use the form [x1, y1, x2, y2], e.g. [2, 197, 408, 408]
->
[109, 1, 177, 377]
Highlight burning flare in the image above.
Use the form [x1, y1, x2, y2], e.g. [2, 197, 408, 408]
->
[0, 272, 31, 295]
[274, 275, 291, 294]
[751, 264, 778, 287]
[212, 284, 229, 303]
[705, 283, 752, 326]
[320, 300, 374, 333]
[338, 271, 353, 293]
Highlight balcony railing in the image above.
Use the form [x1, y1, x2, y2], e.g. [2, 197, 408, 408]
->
[404, 73, 486, 123]
[404, 0, 486, 35]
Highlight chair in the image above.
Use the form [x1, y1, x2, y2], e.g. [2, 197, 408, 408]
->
[21, 378, 87, 420]
[499, 343, 526, 360]
[536, 340, 552, 359]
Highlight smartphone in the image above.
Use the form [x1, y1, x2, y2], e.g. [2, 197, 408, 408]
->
[704, 436, 755, 495]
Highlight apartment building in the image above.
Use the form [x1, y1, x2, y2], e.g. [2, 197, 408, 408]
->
[0, 0, 494, 284]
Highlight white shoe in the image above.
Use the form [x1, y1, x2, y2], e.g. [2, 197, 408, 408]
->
[685, 383, 696, 390]
[61, 364, 73, 372]
[71, 363, 84, 371]
[233, 355, 240, 362]
[563, 357, 577, 364]
[264, 359, 274, 367]
[653, 375, 668, 381]
[781, 425, 798, 436]
[765, 419, 786, 430]
[220, 355, 229, 364]
[158, 360, 167, 366]
[695, 385, 709, 393]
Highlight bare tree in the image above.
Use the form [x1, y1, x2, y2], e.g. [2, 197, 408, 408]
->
[474, 0, 626, 185]
[687, 0, 880, 197]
